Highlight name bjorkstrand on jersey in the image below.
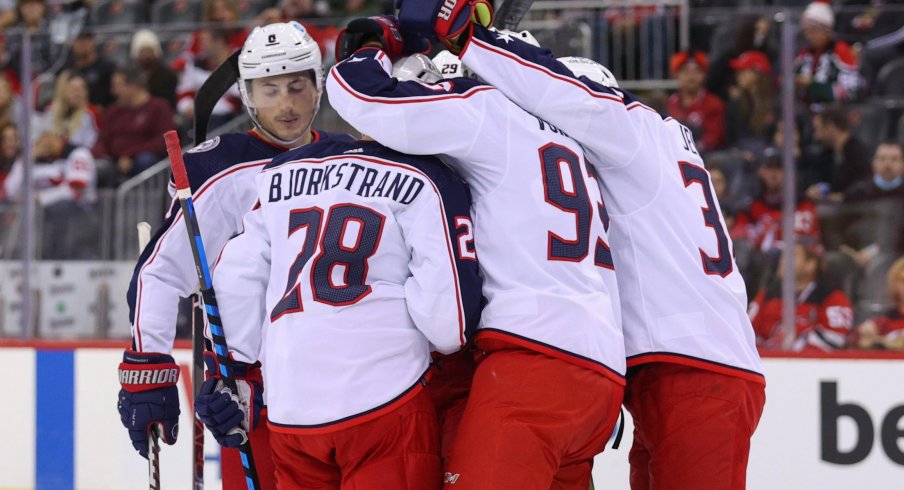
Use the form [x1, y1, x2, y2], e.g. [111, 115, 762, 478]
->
[268, 161, 426, 204]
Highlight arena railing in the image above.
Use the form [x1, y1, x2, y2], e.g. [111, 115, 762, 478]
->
[520, 0, 689, 90]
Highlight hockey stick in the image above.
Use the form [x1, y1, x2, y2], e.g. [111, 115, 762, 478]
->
[137, 222, 163, 490]
[194, 49, 240, 144]
[493, 0, 536, 30]
[191, 47, 240, 490]
[190, 291, 205, 490]
[164, 130, 261, 490]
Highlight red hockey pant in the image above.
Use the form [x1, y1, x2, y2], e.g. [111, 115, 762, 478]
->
[427, 349, 477, 469]
[624, 363, 766, 490]
[269, 388, 441, 490]
[444, 346, 624, 490]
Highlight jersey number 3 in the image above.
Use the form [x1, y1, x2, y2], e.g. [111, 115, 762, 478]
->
[540, 143, 614, 269]
[271, 203, 385, 321]
[679, 161, 733, 277]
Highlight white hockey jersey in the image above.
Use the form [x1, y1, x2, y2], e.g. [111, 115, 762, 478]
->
[327, 48, 625, 382]
[213, 139, 482, 431]
[127, 130, 352, 354]
[462, 26, 764, 382]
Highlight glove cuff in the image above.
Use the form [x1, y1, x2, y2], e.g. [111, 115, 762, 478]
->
[119, 350, 180, 393]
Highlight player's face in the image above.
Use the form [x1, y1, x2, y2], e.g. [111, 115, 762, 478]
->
[872, 144, 904, 182]
[250, 72, 319, 143]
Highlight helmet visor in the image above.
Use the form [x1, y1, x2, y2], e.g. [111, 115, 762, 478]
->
[243, 71, 317, 110]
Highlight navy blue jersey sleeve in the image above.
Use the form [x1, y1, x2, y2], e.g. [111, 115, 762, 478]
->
[398, 153, 483, 342]
[460, 25, 645, 170]
[128, 132, 280, 353]
[326, 47, 510, 164]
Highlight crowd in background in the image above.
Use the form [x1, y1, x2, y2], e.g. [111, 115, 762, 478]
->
[0, 0, 903, 351]
[662, 1, 904, 353]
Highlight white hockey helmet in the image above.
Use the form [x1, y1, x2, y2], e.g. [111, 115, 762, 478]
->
[392, 53, 442, 83]
[238, 21, 323, 145]
[558, 56, 619, 88]
[431, 50, 470, 79]
[494, 28, 540, 47]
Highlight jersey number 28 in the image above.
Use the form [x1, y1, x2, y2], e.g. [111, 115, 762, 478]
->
[270, 203, 385, 321]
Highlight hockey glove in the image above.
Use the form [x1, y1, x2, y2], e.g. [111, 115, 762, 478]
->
[398, 0, 493, 52]
[117, 351, 181, 459]
[337, 15, 403, 61]
[194, 354, 263, 448]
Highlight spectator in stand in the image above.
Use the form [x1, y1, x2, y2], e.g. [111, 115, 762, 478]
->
[131, 29, 178, 109]
[748, 238, 854, 351]
[6, 0, 60, 77]
[732, 148, 820, 295]
[66, 32, 116, 108]
[260, 0, 338, 64]
[93, 67, 174, 183]
[725, 50, 776, 152]
[0, 0, 15, 30]
[803, 104, 872, 200]
[710, 165, 734, 225]
[828, 141, 904, 269]
[4, 129, 97, 258]
[856, 257, 904, 351]
[0, 122, 18, 202]
[0, 34, 19, 95]
[706, 14, 775, 101]
[39, 70, 101, 149]
[794, 0, 864, 106]
[0, 75, 23, 128]
[773, 119, 803, 161]
[176, 28, 241, 130]
[666, 50, 725, 152]
[0, 121, 18, 256]
[830, 140, 904, 203]
[735, 148, 821, 253]
[174, 0, 247, 73]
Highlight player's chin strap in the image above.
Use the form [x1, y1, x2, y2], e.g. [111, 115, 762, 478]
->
[248, 94, 321, 149]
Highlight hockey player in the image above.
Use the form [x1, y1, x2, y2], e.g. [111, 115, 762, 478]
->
[408, 3, 767, 488]
[117, 21, 352, 489]
[194, 115, 483, 489]
[328, 15, 625, 490]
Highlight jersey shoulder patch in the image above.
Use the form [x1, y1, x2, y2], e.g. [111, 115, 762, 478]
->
[186, 136, 221, 154]
[178, 132, 282, 191]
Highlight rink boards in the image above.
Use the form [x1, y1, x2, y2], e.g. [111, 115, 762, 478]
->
[1, 343, 903, 489]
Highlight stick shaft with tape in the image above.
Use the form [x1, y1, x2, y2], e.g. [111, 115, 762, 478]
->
[139, 221, 162, 490]
[493, 0, 536, 30]
[164, 130, 260, 490]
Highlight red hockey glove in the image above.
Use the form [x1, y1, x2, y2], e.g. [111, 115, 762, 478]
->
[398, 0, 494, 52]
[336, 15, 406, 61]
